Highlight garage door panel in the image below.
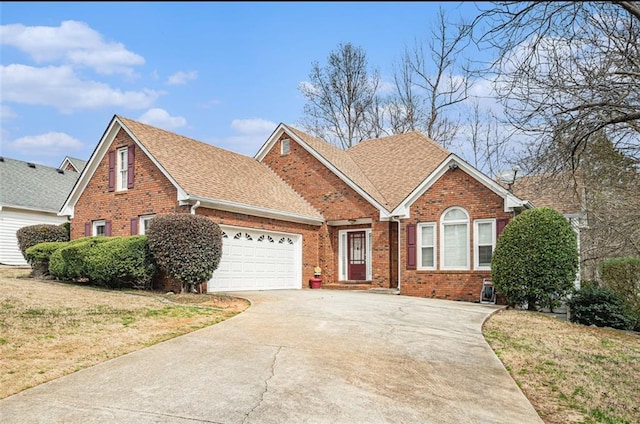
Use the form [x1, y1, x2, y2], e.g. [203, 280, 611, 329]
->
[209, 226, 301, 292]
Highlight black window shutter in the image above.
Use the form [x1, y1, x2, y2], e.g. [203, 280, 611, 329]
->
[127, 145, 135, 189]
[406, 224, 417, 270]
[108, 151, 115, 192]
[105, 220, 112, 237]
[84, 222, 91, 237]
[130, 217, 138, 235]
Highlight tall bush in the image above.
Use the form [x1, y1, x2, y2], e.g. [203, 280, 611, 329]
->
[600, 257, 640, 330]
[16, 224, 68, 258]
[85, 236, 156, 289]
[491, 207, 579, 310]
[146, 214, 222, 293]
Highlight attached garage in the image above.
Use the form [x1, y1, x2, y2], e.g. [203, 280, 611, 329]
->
[208, 225, 302, 292]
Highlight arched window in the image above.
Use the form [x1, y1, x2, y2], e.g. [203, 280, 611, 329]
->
[440, 207, 469, 270]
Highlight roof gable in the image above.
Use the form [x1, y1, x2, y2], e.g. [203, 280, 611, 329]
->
[0, 157, 80, 213]
[59, 156, 87, 173]
[61, 116, 323, 225]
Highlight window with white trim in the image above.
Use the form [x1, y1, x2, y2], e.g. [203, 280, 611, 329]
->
[474, 219, 496, 270]
[281, 138, 290, 155]
[417, 223, 436, 269]
[440, 207, 469, 270]
[116, 147, 128, 191]
[93, 220, 106, 237]
[139, 215, 155, 235]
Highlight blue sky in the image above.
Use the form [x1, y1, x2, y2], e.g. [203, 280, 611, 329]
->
[1, 1, 484, 169]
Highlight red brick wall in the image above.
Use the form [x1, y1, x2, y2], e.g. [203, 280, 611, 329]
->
[71, 128, 184, 240]
[262, 133, 393, 287]
[400, 167, 513, 301]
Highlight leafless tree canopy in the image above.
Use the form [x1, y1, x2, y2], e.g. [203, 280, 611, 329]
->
[299, 43, 380, 149]
[473, 1, 640, 174]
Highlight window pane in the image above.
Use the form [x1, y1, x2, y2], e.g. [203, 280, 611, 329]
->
[478, 222, 492, 245]
[444, 209, 466, 221]
[421, 247, 434, 267]
[443, 223, 467, 267]
[421, 225, 433, 246]
[479, 246, 493, 267]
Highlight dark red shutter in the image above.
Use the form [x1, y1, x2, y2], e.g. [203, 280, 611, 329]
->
[406, 224, 416, 270]
[108, 151, 115, 192]
[496, 219, 508, 238]
[105, 220, 112, 237]
[127, 145, 135, 189]
[130, 217, 138, 235]
[84, 222, 91, 237]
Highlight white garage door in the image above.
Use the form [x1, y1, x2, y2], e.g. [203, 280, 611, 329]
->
[208, 226, 302, 292]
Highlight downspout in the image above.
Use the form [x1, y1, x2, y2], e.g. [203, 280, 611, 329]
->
[190, 200, 201, 215]
[391, 216, 401, 291]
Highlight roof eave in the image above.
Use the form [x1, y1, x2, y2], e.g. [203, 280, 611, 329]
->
[179, 195, 324, 226]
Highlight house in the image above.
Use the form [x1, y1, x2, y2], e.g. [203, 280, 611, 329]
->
[59, 156, 88, 173]
[60, 115, 531, 301]
[0, 157, 82, 265]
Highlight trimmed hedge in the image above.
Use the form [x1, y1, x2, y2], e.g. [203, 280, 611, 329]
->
[568, 285, 633, 330]
[16, 224, 69, 258]
[491, 207, 578, 310]
[85, 236, 155, 289]
[24, 241, 69, 278]
[147, 214, 222, 292]
[49, 237, 110, 281]
[600, 257, 640, 330]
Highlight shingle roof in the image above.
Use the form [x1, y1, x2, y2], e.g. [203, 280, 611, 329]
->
[348, 131, 450, 210]
[118, 117, 322, 220]
[510, 172, 584, 215]
[66, 157, 87, 173]
[0, 157, 81, 212]
[285, 126, 450, 211]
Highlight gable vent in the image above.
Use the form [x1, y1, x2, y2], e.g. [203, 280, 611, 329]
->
[27, 162, 36, 168]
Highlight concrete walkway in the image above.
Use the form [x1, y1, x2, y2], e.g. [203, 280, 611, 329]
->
[0, 290, 543, 423]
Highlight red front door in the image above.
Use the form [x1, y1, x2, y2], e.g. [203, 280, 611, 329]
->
[347, 231, 367, 281]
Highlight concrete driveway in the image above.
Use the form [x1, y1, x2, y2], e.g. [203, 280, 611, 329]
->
[0, 290, 543, 424]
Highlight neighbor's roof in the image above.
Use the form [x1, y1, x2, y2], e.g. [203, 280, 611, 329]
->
[510, 172, 584, 215]
[118, 117, 323, 221]
[60, 156, 88, 173]
[284, 126, 450, 211]
[0, 157, 81, 212]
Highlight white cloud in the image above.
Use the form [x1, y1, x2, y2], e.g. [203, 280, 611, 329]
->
[0, 20, 144, 75]
[231, 118, 277, 135]
[0, 64, 162, 113]
[167, 70, 198, 85]
[1, 105, 17, 121]
[137, 108, 187, 130]
[8, 132, 83, 156]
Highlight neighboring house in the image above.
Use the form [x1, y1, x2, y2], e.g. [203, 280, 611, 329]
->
[59, 156, 88, 173]
[0, 157, 82, 265]
[510, 172, 587, 288]
[60, 115, 532, 301]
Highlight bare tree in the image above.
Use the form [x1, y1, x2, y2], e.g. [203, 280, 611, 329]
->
[472, 1, 640, 173]
[299, 43, 380, 149]
[390, 8, 472, 148]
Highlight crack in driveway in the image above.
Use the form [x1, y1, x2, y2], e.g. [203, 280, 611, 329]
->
[242, 345, 282, 423]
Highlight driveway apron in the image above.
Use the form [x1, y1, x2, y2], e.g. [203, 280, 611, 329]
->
[0, 290, 543, 423]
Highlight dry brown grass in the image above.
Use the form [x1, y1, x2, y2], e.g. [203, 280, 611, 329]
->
[484, 309, 640, 424]
[0, 266, 249, 399]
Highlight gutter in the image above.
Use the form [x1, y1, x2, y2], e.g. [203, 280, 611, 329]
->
[190, 200, 201, 215]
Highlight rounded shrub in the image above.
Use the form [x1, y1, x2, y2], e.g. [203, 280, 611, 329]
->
[568, 285, 633, 330]
[85, 236, 156, 289]
[25, 241, 69, 278]
[49, 237, 109, 281]
[146, 214, 222, 293]
[491, 207, 578, 310]
[16, 224, 69, 258]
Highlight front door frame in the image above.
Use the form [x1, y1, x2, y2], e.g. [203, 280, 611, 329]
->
[338, 228, 372, 281]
